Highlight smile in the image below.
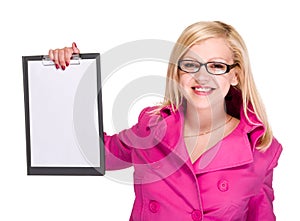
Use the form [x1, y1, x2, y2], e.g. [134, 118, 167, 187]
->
[192, 86, 216, 95]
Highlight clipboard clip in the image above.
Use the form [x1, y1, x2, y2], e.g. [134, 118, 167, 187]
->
[42, 54, 81, 66]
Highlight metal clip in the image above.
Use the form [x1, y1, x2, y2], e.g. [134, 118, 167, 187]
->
[42, 54, 81, 66]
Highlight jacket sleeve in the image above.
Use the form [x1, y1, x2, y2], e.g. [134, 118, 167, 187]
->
[247, 141, 282, 221]
[104, 107, 151, 170]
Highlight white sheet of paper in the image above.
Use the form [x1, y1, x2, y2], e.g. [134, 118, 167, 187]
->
[27, 59, 101, 167]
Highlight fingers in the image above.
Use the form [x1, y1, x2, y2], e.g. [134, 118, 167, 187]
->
[58, 47, 71, 70]
[48, 49, 59, 69]
[64, 47, 72, 67]
[48, 49, 54, 61]
[48, 42, 79, 70]
[49, 49, 60, 69]
[72, 42, 80, 54]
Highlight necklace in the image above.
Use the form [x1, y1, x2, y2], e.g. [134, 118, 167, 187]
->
[184, 116, 233, 138]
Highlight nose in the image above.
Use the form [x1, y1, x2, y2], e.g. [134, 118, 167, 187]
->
[193, 67, 211, 84]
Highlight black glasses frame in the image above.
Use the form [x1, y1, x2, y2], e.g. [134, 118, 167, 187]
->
[178, 59, 238, 75]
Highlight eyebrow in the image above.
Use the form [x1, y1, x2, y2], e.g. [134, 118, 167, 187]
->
[181, 56, 231, 63]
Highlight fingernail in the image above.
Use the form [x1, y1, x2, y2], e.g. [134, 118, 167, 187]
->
[66, 62, 69, 67]
[74, 42, 77, 48]
[61, 65, 65, 70]
[55, 64, 59, 69]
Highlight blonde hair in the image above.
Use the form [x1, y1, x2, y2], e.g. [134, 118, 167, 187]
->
[160, 21, 272, 150]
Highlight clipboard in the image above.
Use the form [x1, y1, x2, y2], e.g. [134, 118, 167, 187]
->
[22, 53, 105, 175]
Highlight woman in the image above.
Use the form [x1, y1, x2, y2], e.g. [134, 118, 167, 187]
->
[49, 21, 282, 220]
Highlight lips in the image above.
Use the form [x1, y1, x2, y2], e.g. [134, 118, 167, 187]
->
[192, 86, 216, 95]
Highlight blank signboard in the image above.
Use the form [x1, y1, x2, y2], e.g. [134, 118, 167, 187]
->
[22, 53, 105, 175]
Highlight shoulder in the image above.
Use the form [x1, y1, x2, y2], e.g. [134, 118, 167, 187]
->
[137, 106, 158, 119]
[132, 106, 162, 134]
[137, 105, 180, 123]
[253, 137, 283, 171]
[136, 106, 160, 125]
[265, 137, 283, 169]
[134, 105, 183, 135]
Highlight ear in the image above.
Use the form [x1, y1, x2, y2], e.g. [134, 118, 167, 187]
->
[231, 72, 239, 86]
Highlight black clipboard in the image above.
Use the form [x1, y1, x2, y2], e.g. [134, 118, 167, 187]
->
[22, 53, 105, 175]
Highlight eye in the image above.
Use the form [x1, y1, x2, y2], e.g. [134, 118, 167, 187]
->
[181, 61, 200, 69]
[208, 62, 226, 70]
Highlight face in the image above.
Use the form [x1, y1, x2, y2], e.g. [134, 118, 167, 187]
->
[179, 37, 238, 110]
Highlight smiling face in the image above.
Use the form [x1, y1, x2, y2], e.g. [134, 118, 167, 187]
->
[179, 37, 238, 110]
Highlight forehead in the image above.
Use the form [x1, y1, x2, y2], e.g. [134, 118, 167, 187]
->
[184, 37, 233, 62]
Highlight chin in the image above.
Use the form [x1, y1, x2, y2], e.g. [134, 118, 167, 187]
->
[188, 98, 213, 110]
[187, 96, 225, 111]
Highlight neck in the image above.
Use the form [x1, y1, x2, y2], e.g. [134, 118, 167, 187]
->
[184, 101, 229, 134]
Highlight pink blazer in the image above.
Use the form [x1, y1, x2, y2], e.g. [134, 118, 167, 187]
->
[104, 105, 282, 221]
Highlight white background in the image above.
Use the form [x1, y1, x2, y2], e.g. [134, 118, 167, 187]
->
[1, 0, 299, 220]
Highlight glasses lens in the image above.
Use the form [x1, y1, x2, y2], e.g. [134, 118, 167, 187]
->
[207, 62, 227, 75]
[180, 60, 200, 73]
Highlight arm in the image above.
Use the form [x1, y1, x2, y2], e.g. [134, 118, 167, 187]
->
[104, 132, 134, 170]
[247, 142, 282, 221]
[247, 168, 276, 220]
[104, 107, 153, 170]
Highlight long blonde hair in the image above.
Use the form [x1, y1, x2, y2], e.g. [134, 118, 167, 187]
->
[160, 21, 272, 150]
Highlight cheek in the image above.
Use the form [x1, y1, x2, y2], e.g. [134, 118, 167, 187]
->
[215, 76, 232, 96]
[179, 74, 192, 87]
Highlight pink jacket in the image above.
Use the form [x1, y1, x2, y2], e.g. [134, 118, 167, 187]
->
[104, 105, 282, 221]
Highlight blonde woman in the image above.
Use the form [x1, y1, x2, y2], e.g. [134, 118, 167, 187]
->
[49, 21, 282, 220]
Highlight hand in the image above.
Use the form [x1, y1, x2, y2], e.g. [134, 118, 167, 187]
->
[48, 42, 80, 70]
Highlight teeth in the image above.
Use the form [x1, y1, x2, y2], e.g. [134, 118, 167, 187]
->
[194, 87, 212, 92]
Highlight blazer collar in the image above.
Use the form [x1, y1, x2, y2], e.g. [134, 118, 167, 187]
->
[152, 104, 265, 174]
[192, 123, 253, 174]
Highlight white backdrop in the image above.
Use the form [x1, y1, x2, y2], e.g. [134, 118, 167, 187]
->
[1, 0, 299, 220]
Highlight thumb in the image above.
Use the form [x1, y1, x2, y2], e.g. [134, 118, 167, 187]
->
[72, 42, 80, 54]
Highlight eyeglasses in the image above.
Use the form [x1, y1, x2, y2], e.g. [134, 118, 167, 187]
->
[178, 59, 238, 75]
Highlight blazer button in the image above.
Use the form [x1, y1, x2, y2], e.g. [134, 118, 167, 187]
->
[191, 210, 202, 221]
[149, 200, 160, 213]
[218, 179, 229, 192]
